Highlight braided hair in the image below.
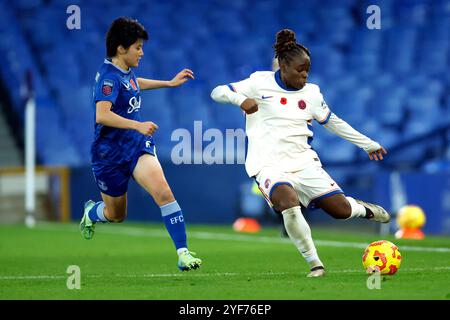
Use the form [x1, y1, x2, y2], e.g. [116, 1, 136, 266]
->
[273, 29, 310, 65]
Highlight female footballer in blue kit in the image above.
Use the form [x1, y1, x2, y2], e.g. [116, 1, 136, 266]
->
[80, 17, 201, 271]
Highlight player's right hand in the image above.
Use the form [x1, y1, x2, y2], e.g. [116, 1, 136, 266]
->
[136, 121, 158, 136]
[240, 98, 258, 114]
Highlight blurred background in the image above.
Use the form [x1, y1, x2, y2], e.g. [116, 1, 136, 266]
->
[0, 0, 449, 235]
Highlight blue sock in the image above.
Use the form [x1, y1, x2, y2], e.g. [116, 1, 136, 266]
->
[87, 201, 109, 222]
[160, 201, 187, 250]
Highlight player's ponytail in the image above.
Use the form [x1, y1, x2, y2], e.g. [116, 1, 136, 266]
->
[273, 29, 310, 64]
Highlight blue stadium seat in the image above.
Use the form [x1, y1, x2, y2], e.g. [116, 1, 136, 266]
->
[35, 97, 83, 165]
[403, 120, 430, 139]
[405, 92, 441, 125]
[384, 26, 418, 74]
[0, 0, 448, 168]
[212, 101, 246, 132]
[317, 6, 355, 46]
[12, 0, 42, 10]
[371, 127, 400, 149]
[359, 119, 380, 139]
[423, 159, 450, 173]
[315, 135, 358, 163]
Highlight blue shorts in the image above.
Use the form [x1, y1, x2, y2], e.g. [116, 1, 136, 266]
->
[92, 138, 156, 197]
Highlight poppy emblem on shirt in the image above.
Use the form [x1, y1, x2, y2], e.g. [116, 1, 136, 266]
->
[280, 97, 287, 105]
[264, 179, 271, 189]
[130, 78, 137, 90]
[298, 100, 306, 110]
[102, 79, 114, 96]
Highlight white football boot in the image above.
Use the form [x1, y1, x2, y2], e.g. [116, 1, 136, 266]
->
[356, 200, 391, 223]
[307, 266, 325, 278]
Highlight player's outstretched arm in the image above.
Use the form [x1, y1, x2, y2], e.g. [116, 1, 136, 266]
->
[96, 101, 158, 136]
[323, 113, 387, 161]
[210, 85, 258, 114]
[137, 69, 194, 90]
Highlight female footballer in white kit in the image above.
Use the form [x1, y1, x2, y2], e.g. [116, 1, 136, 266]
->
[211, 29, 389, 277]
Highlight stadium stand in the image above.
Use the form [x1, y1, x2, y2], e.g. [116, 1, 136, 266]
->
[0, 0, 449, 179]
[0, 106, 22, 166]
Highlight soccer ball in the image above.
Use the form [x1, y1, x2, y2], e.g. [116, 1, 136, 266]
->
[362, 240, 402, 275]
[396, 205, 426, 229]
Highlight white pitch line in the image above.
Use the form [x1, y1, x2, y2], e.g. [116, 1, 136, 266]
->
[0, 275, 66, 280]
[36, 223, 450, 253]
[2, 266, 450, 281]
[110, 266, 450, 277]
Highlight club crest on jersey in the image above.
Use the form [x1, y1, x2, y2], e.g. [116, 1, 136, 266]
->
[102, 80, 114, 96]
[130, 78, 137, 90]
[280, 97, 287, 105]
[264, 179, 271, 189]
[298, 100, 307, 110]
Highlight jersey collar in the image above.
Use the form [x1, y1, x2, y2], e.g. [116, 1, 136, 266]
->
[274, 70, 303, 92]
[104, 59, 131, 74]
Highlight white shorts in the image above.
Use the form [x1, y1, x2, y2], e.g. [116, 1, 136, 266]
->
[255, 164, 344, 211]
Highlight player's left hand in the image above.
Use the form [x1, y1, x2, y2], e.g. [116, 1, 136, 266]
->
[368, 147, 387, 161]
[169, 69, 194, 87]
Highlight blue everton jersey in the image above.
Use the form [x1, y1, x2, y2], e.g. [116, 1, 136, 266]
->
[91, 59, 146, 164]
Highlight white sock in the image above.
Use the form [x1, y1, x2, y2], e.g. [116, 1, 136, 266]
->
[281, 206, 323, 269]
[346, 197, 367, 218]
[177, 247, 188, 256]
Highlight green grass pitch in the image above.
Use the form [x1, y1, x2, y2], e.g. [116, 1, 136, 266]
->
[0, 222, 449, 300]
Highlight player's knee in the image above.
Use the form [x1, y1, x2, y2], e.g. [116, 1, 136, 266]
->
[154, 187, 175, 205]
[270, 185, 299, 213]
[272, 196, 300, 213]
[328, 200, 352, 219]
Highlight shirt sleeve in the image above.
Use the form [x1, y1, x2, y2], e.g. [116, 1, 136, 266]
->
[210, 85, 248, 106]
[211, 72, 260, 106]
[311, 90, 332, 125]
[324, 113, 381, 152]
[228, 73, 258, 99]
[94, 75, 120, 104]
